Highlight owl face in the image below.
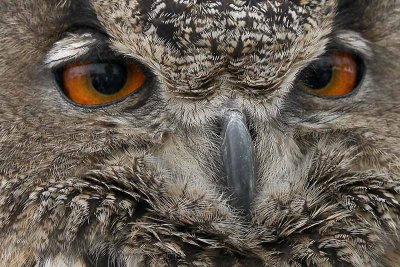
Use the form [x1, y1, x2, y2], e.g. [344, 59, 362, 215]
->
[0, 0, 399, 266]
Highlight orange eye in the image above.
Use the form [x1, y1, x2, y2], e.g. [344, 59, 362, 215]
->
[301, 51, 364, 97]
[61, 61, 146, 105]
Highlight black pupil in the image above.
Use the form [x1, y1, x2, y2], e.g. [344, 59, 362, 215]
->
[89, 63, 128, 95]
[302, 58, 333, 90]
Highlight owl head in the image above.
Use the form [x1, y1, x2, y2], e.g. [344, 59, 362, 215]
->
[0, 0, 399, 266]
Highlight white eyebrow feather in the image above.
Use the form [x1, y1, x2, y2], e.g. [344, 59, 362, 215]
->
[41, 255, 86, 267]
[44, 32, 101, 68]
[335, 30, 372, 57]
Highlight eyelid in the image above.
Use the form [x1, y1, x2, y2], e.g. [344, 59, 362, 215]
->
[333, 30, 372, 59]
[44, 32, 106, 69]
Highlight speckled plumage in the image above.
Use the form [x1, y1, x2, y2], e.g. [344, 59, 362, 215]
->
[0, 0, 399, 266]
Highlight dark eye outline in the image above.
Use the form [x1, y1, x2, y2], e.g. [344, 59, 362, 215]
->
[53, 55, 154, 109]
[297, 50, 366, 99]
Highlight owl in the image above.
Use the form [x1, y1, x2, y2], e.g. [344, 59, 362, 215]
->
[0, 0, 399, 266]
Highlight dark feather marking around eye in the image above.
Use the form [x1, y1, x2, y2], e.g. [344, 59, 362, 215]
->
[84, 254, 121, 267]
[334, 0, 377, 31]
[121, 83, 156, 113]
[64, 0, 104, 34]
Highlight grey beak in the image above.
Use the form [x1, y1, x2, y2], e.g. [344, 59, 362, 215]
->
[222, 109, 255, 213]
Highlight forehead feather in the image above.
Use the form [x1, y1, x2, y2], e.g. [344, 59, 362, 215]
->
[90, 0, 336, 94]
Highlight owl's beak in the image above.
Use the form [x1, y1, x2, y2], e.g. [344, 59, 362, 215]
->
[222, 110, 255, 213]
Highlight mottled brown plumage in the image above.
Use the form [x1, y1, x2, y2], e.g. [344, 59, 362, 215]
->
[0, 0, 399, 266]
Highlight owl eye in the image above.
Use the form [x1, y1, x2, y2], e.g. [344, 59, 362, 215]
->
[59, 61, 146, 105]
[299, 51, 364, 97]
